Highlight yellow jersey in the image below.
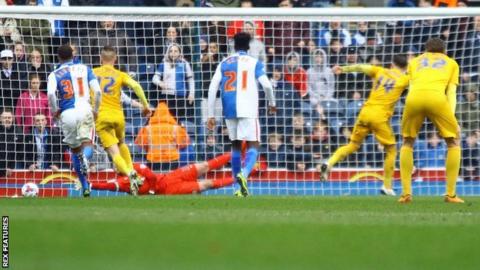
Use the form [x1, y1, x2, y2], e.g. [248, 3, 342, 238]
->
[93, 65, 149, 114]
[342, 64, 409, 112]
[407, 52, 459, 95]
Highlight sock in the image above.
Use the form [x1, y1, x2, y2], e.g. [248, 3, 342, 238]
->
[83, 145, 94, 161]
[383, 146, 397, 190]
[119, 143, 134, 171]
[73, 153, 88, 190]
[399, 146, 414, 196]
[112, 154, 130, 175]
[446, 146, 461, 197]
[242, 147, 258, 178]
[328, 142, 359, 168]
[207, 153, 231, 171]
[231, 149, 242, 180]
[212, 177, 235, 189]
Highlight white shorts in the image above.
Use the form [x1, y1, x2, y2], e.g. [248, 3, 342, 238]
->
[225, 118, 261, 142]
[60, 108, 94, 148]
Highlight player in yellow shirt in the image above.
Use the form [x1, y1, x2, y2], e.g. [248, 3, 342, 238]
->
[399, 38, 464, 204]
[320, 55, 409, 196]
[94, 45, 151, 195]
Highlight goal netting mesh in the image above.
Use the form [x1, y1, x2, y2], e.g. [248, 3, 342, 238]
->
[0, 6, 479, 197]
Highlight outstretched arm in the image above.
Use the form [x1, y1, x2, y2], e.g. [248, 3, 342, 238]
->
[333, 64, 377, 77]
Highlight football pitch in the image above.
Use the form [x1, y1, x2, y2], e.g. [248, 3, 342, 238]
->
[2, 196, 480, 270]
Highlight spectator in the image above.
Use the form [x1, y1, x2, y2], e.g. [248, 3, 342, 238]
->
[382, 29, 411, 64]
[152, 43, 195, 124]
[360, 29, 384, 62]
[286, 111, 311, 135]
[461, 16, 480, 84]
[18, 0, 52, 61]
[286, 131, 313, 171]
[0, 108, 24, 177]
[0, 18, 22, 49]
[457, 86, 480, 133]
[203, 134, 224, 161]
[387, 0, 415, 7]
[310, 120, 335, 165]
[13, 41, 28, 79]
[327, 38, 345, 67]
[37, 0, 69, 56]
[209, 0, 240, 7]
[27, 48, 52, 90]
[440, 1, 472, 61]
[83, 21, 137, 74]
[135, 102, 190, 172]
[229, 21, 266, 63]
[412, 19, 441, 52]
[264, 132, 286, 168]
[461, 131, 479, 181]
[265, 0, 310, 63]
[24, 112, 64, 171]
[154, 25, 192, 64]
[200, 21, 228, 55]
[307, 48, 335, 107]
[15, 73, 51, 133]
[415, 132, 446, 168]
[0, 49, 21, 109]
[267, 65, 301, 134]
[433, 0, 458, 7]
[200, 40, 224, 124]
[226, 0, 265, 41]
[352, 22, 383, 47]
[316, 21, 352, 48]
[284, 51, 308, 99]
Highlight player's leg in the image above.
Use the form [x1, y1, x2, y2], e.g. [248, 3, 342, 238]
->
[399, 99, 424, 203]
[372, 121, 397, 196]
[428, 103, 464, 203]
[198, 178, 235, 192]
[116, 120, 134, 171]
[225, 119, 245, 195]
[193, 153, 232, 176]
[321, 122, 368, 181]
[236, 118, 261, 196]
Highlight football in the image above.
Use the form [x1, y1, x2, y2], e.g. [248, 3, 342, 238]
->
[21, 182, 39, 197]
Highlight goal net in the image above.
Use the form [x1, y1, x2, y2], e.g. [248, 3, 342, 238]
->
[0, 6, 478, 197]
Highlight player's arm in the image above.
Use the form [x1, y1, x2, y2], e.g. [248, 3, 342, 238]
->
[88, 68, 102, 115]
[333, 64, 379, 77]
[255, 61, 276, 113]
[446, 61, 460, 114]
[207, 65, 222, 130]
[47, 73, 59, 118]
[123, 74, 149, 109]
[186, 62, 195, 104]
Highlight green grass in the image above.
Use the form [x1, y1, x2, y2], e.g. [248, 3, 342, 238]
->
[2, 196, 480, 270]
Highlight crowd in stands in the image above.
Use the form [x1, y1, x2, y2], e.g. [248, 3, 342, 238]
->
[0, 0, 479, 180]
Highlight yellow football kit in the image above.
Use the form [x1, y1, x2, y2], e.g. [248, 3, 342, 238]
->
[401, 52, 460, 138]
[94, 65, 149, 148]
[343, 65, 409, 145]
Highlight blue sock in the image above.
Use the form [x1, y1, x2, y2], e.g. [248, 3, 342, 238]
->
[73, 153, 88, 190]
[83, 145, 93, 161]
[231, 149, 242, 181]
[242, 147, 258, 178]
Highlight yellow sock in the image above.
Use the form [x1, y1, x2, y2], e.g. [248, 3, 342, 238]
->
[445, 146, 461, 197]
[383, 145, 397, 190]
[112, 154, 130, 175]
[400, 146, 413, 196]
[119, 143, 134, 171]
[328, 142, 359, 167]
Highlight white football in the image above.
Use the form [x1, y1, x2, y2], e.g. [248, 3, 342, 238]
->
[21, 182, 39, 197]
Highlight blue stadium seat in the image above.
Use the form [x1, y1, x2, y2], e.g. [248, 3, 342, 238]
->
[346, 100, 364, 125]
[319, 100, 344, 117]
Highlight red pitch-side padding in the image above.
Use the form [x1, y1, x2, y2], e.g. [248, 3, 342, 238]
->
[0, 187, 70, 197]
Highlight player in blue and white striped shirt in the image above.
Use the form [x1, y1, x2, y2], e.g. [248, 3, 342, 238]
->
[47, 45, 102, 197]
[207, 32, 276, 197]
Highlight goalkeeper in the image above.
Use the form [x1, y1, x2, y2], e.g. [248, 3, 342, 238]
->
[320, 55, 409, 196]
[91, 154, 234, 195]
[93, 45, 151, 196]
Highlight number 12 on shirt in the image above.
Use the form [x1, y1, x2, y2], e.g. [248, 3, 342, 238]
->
[224, 70, 248, 92]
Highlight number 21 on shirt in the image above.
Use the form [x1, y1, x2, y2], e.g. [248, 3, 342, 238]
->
[225, 70, 248, 92]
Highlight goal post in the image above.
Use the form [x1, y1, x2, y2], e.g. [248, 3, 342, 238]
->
[0, 6, 479, 197]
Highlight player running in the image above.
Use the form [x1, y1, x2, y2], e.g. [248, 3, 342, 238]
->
[93, 45, 151, 196]
[91, 154, 234, 195]
[207, 32, 276, 197]
[321, 55, 409, 196]
[399, 38, 464, 204]
[47, 44, 102, 197]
